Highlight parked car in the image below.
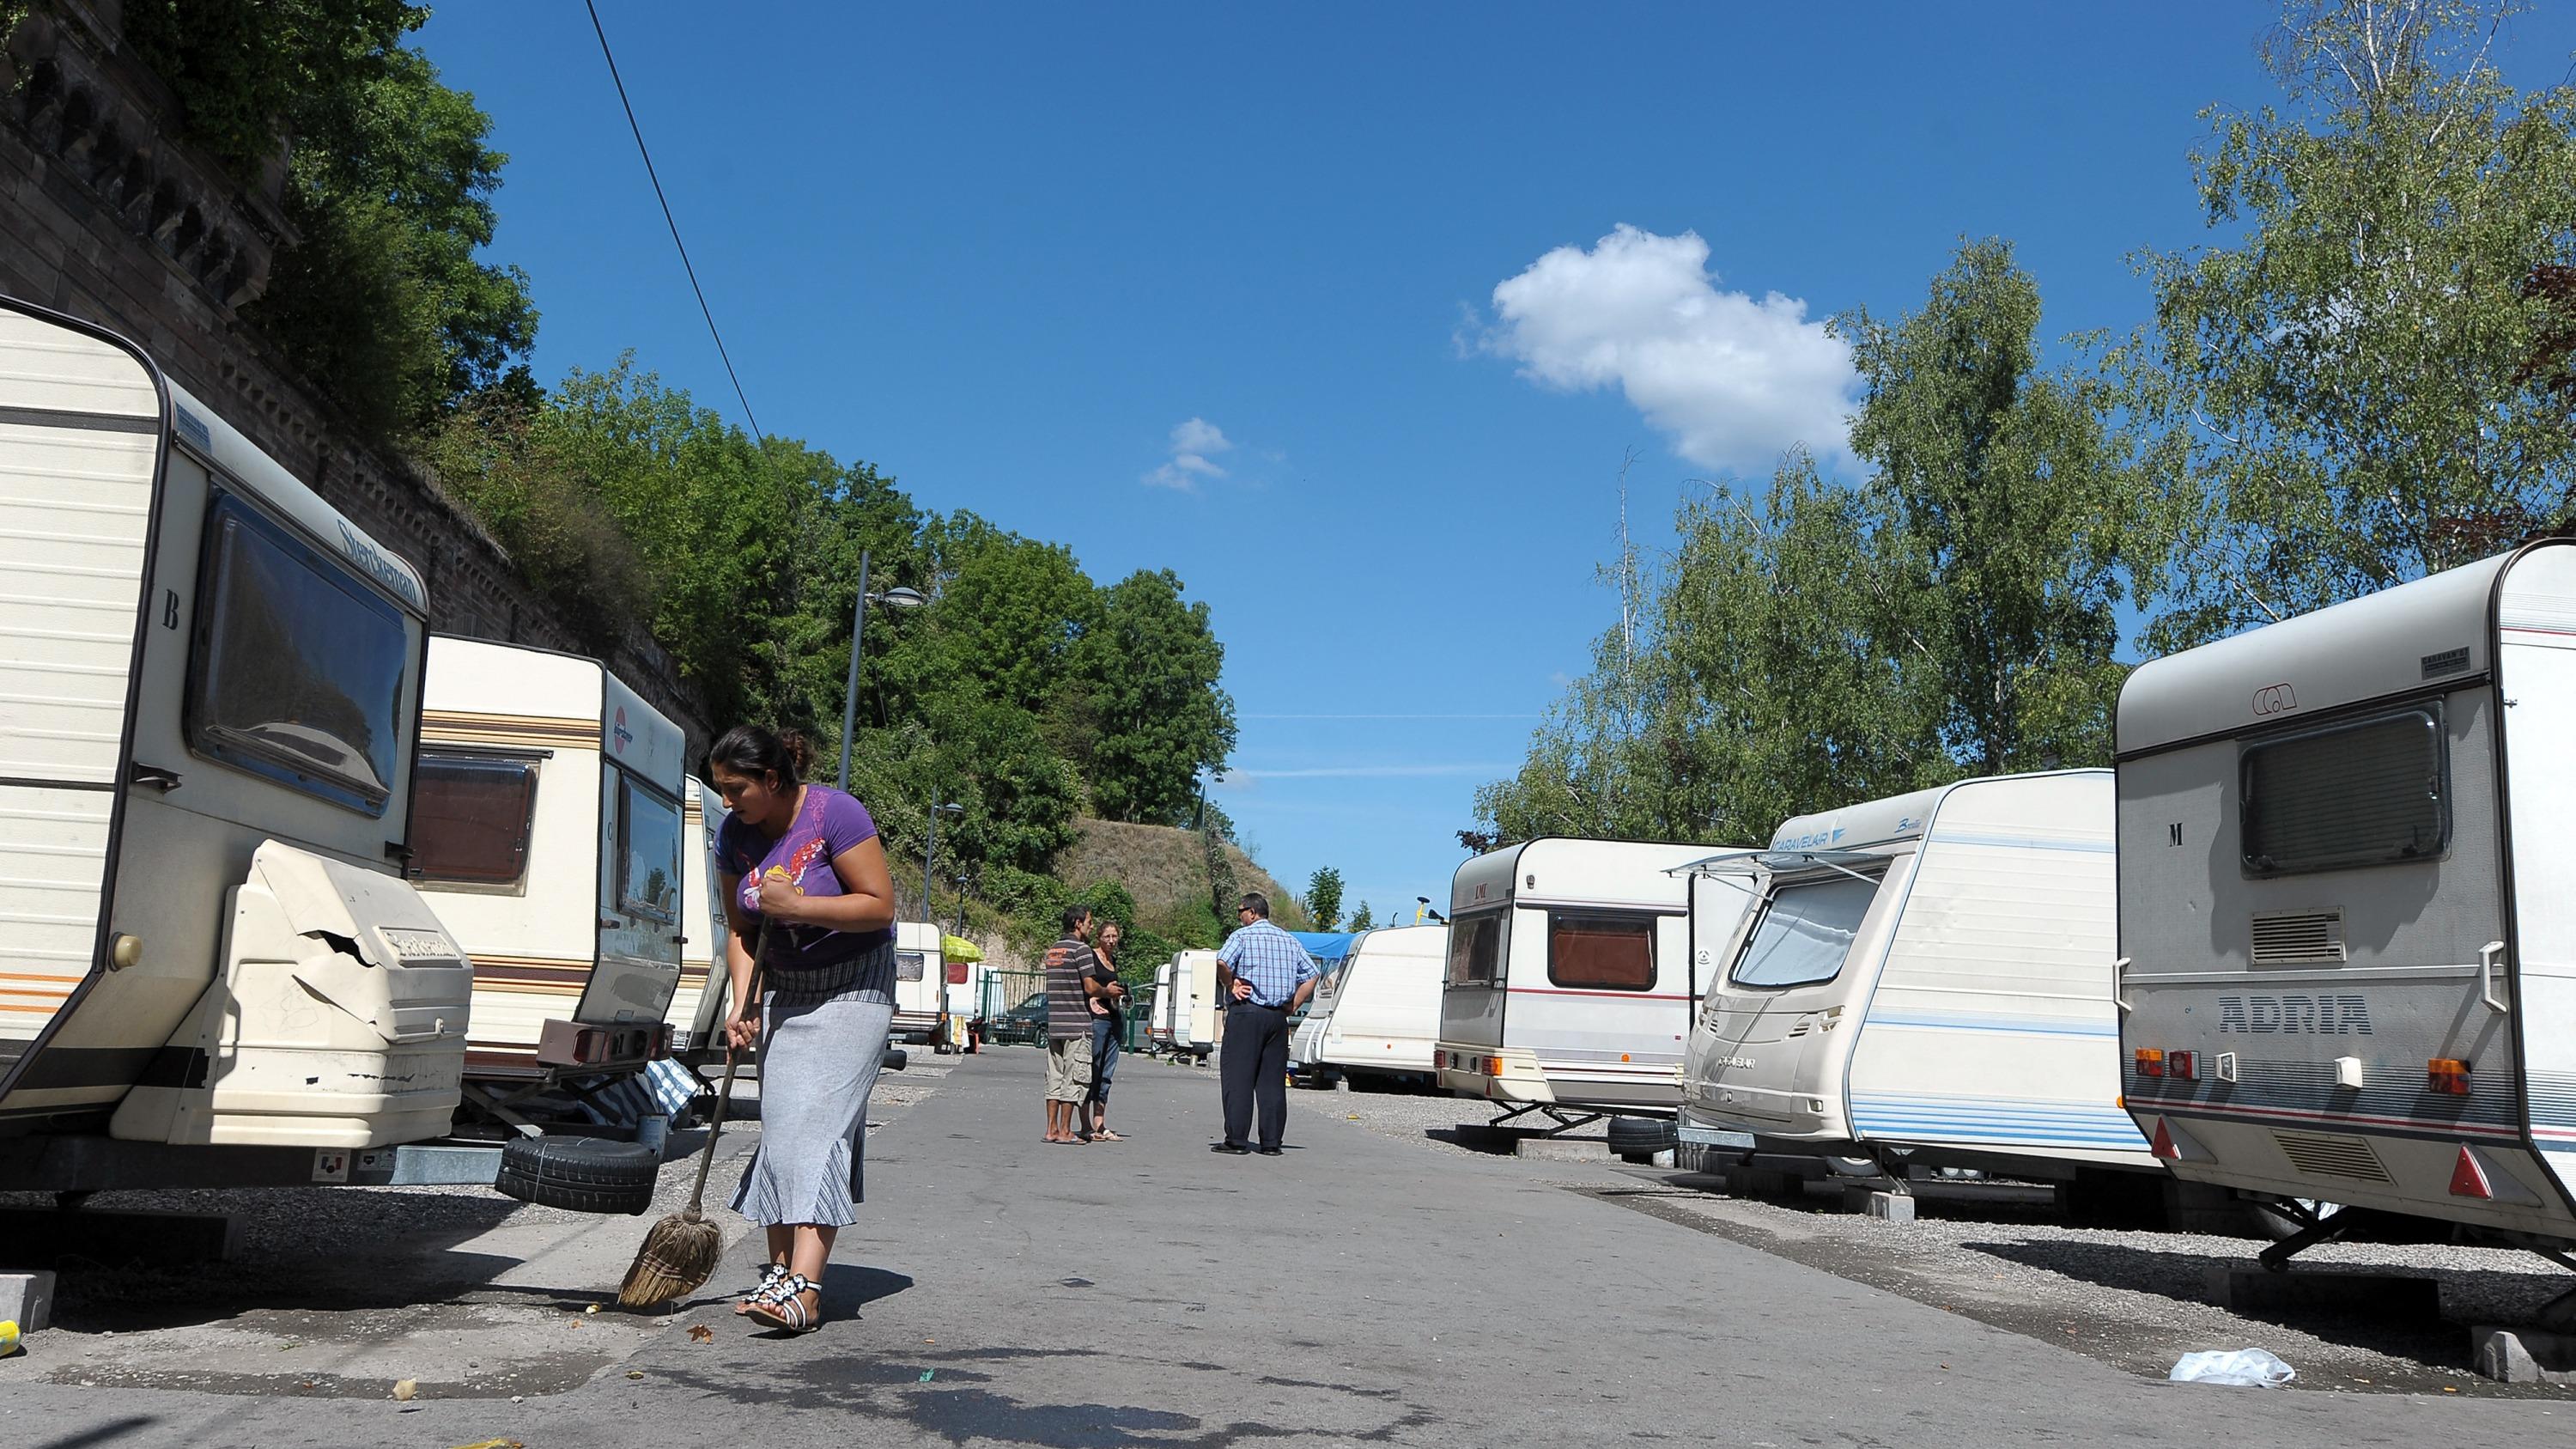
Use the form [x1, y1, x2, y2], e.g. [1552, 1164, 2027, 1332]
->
[988, 992, 1051, 1046]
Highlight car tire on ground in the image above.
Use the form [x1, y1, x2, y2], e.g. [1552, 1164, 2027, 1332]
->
[495, 1135, 661, 1215]
[1607, 1116, 1678, 1165]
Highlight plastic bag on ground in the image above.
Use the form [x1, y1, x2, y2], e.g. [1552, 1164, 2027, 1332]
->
[2169, 1349, 2295, 1387]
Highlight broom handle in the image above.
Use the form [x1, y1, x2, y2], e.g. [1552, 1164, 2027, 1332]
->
[685, 915, 769, 1215]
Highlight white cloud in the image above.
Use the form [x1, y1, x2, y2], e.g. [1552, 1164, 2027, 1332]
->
[1145, 416, 1234, 490]
[1481, 225, 1856, 474]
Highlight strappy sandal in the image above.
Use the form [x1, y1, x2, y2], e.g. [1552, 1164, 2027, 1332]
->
[744, 1273, 822, 1334]
[734, 1262, 789, 1315]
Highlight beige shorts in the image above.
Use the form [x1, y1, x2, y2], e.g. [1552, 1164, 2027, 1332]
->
[1046, 1034, 1095, 1102]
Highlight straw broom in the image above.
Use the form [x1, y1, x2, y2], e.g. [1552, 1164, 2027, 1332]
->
[618, 892, 776, 1310]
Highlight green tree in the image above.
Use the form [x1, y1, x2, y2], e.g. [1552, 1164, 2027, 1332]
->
[124, 1, 542, 435]
[1304, 866, 1345, 932]
[2127, 0, 2576, 647]
[1839, 237, 2154, 771]
[1479, 240, 2149, 845]
[1346, 900, 1374, 932]
[1080, 569, 1237, 824]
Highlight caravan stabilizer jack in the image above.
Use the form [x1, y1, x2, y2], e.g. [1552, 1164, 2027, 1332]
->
[1485, 1102, 1605, 1137]
[2258, 1206, 2362, 1273]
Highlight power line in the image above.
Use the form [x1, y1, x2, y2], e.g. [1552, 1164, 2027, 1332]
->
[582, 0, 764, 439]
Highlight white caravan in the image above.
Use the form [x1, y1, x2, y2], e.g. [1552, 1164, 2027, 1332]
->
[0, 296, 472, 1168]
[411, 636, 687, 1087]
[665, 776, 732, 1055]
[1678, 771, 2156, 1179]
[1309, 926, 1449, 1086]
[2117, 541, 2576, 1251]
[940, 941, 990, 1051]
[1152, 950, 1219, 1061]
[1437, 839, 1752, 1119]
[891, 922, 948, 1045]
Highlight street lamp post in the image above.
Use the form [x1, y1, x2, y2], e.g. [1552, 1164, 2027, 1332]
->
[835, 546, 927, 791]
[952, 874, 970, 937]
[922, 801, 963, 922]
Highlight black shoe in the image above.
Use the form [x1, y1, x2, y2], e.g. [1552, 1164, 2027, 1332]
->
[1255, 1147, 1284, 1156]
[1210, 1142, 1251, 1155]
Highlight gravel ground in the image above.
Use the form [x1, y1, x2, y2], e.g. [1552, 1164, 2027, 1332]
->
[1295, 1083, 2576, 1397]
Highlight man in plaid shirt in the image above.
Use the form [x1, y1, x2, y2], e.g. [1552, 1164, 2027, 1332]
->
[1211, 892, 1319, 1156]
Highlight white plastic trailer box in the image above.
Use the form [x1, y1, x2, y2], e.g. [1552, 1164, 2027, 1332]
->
[0, 295, 484, 1190]
[1310, 925, 1448, 1086]
[1677, 770, 2157, 1184]
[2117, 541, 2576, 1255]
[1436, 838, 1753, 1120]
[411, 636, 688, 1089]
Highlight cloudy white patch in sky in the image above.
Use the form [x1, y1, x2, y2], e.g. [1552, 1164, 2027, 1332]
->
[1144, 416, 1233, 490]
[1483, 225, 1856, 475]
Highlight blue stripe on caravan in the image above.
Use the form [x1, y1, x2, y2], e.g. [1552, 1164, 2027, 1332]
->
[1851, 1093, 2149, 1148]
[1923, 830, 2116, 855]
[1864, 1013, 2117, 1039]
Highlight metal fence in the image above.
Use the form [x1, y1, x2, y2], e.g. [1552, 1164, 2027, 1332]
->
[975, 967, 1169, 1050]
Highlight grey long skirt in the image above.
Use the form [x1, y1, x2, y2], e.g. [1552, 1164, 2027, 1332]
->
[730, 982, 895, 1227]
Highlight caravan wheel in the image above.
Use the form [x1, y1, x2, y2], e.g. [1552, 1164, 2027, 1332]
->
[1607, 1116, 1679, 1165]
[495, 1135, 660, 1215]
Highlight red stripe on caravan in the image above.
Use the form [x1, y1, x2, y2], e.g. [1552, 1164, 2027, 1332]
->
[2163, 1099, 2523, 1141]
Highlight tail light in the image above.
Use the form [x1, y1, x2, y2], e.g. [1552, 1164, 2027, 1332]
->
[1484, 1056, 1505, 1077]
[2167, 1050, 2197, 1081]
[2429, 1058, 2472, 1096]
[2134, 1048, 2165, 1079]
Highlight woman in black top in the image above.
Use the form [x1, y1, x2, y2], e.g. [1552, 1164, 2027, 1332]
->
[1085, 922, 1128, 1142]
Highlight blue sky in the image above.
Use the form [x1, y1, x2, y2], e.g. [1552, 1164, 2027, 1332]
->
[417, 3, 2576, 922]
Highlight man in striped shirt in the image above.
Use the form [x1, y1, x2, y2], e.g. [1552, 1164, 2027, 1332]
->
[1211, 892, 1319, 1156]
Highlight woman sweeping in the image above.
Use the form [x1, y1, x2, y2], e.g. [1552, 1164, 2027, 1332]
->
[1085, 922, 1127, 1142]
[708, 725, 899, 1334]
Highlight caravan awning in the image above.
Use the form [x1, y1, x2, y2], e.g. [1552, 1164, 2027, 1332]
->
[940, 934, 985, 964]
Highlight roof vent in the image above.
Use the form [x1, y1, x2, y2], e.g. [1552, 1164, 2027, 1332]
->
[2252, 910, 2346, 965]
[2273, 1129, 2391, 1183]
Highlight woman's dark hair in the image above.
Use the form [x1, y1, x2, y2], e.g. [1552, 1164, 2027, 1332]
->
[707, 724, 814, 789]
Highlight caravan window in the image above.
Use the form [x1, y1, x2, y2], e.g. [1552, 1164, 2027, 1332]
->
[896, 951, 927, 983]
[186, 496, 407, 814]
[411, 752, 539, 887]
[2240, 705, 2450, 876]
[1730, 874, 1879, 989]
[614, 773, 683, 922]
[1546, 913, 1656, 990]
[1447, 910, 1510, 986]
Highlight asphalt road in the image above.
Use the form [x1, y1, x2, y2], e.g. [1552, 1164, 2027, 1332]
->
[6, 1049, 2573, 1447]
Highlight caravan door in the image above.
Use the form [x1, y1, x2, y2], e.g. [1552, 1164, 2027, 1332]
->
[1695, 866, 1882, 1127]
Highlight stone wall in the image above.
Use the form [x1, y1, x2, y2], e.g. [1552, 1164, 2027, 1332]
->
[0, 1, 715, 751]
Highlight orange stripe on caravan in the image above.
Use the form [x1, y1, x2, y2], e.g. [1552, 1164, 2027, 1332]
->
[422, 709, 597, 750]
[0, 972, 84, 983]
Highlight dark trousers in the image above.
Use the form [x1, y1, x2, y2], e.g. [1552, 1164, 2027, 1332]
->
[1220, 1002, 1291, 1149]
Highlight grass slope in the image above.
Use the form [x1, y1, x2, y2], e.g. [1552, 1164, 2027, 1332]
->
[1059, 819, 1310, 933]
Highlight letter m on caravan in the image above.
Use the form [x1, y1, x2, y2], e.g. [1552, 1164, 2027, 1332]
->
[2216, 995, 2372, 1034]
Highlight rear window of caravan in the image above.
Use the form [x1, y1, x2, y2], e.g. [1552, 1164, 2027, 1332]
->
[1447, 910, 1509, 986]
[2240, 704, 2450, 877]
[614, 773, 683, 923]
[1546, 912, 1656, 991]
[897, 951, 927, 983]
[1730, 874, 1878, 989]
[187, 495, 407, 813]
[411, 752, 539, 887]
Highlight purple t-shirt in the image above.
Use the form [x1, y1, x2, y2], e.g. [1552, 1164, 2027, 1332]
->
[715, 783, 889, 972]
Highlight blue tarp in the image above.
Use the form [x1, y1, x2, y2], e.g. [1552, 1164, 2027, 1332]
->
[1289, 931, 1356, 966]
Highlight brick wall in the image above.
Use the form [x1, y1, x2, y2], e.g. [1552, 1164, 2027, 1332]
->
[0, 1, 716, 753]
